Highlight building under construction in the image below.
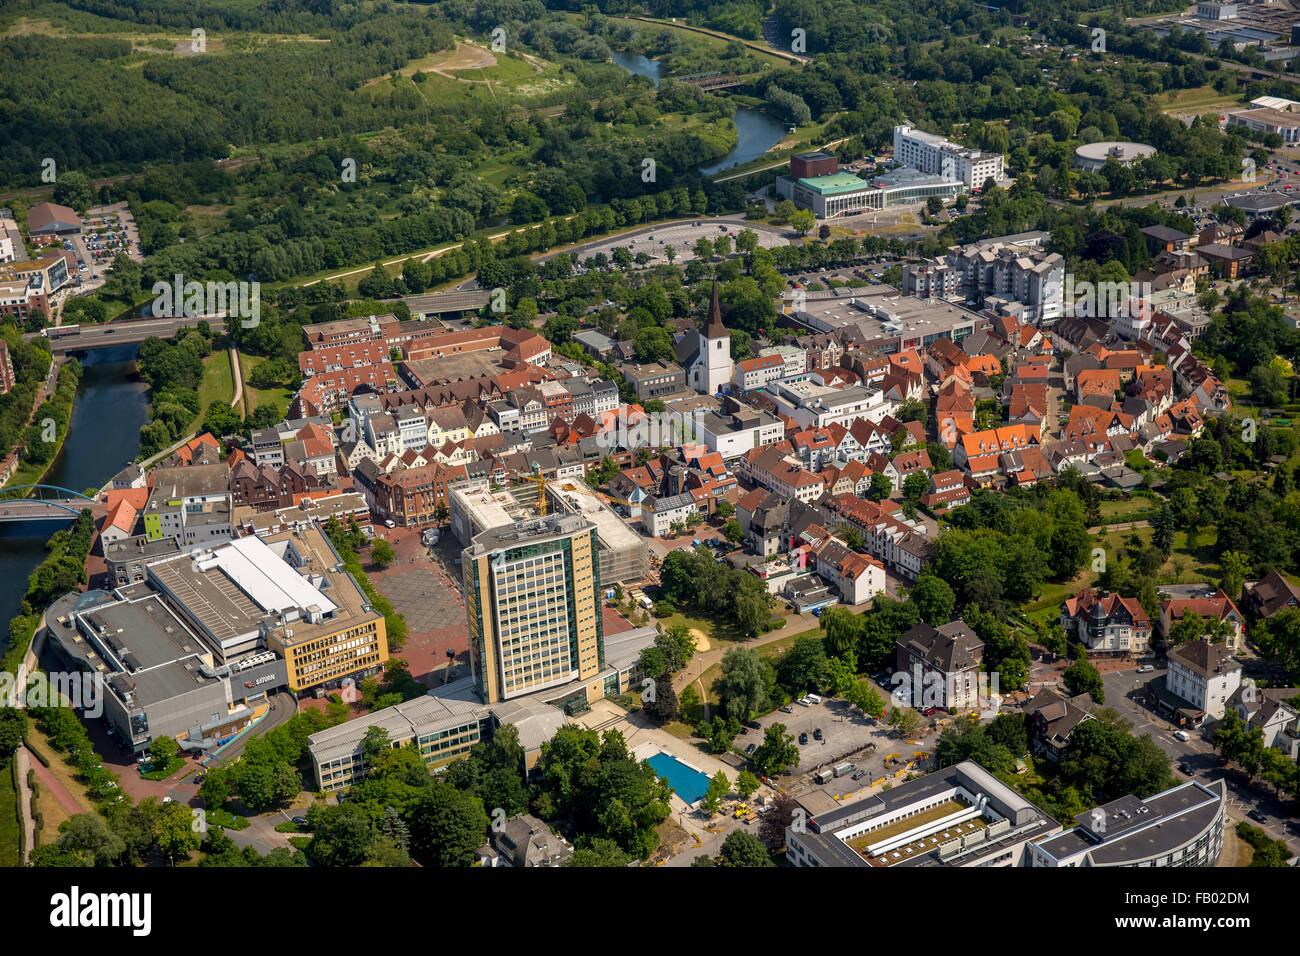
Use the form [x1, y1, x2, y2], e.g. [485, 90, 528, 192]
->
[448, 475, 648, 585]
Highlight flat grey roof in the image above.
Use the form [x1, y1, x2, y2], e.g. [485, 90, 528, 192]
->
[1033, 780, 1225, 865]
[603, 625, 657, 672]
[104, 534, 182, 562]
[468, 512, 595, 556]
[81, 594, 209, 670]
[307, 676, 491, 763]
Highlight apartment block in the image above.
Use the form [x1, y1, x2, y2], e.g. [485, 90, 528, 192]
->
[463, 514, 604, 704]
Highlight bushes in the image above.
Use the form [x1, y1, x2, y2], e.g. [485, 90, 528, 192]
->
[1236, 821, 1293, 867]
[30, 706, 120, 806]
[27, 742, 50, 769]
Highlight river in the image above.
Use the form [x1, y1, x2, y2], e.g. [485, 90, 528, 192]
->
[610, 51, 787, 176]
[0, 343, 149, 650]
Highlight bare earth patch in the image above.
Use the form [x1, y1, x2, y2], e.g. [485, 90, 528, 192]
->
[433, 41, 498, 74]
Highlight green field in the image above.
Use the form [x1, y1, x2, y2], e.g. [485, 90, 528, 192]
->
[0, 762, 20, 867]
[239, 353, 294, 422]
[1096, 497, 1157, 523]
[691, 625, 822, 710]
[448, 54, 539, 82]
[1156, 85, 1240, 115]
[197, 348, 235, 424]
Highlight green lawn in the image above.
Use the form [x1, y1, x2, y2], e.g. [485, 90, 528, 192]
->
[1022, 580, 1073, 625]
[692, 625, 822, 710]
[239, 352, 294, 422]
[448, 53, 538, 82]
[140, 756, 186, 781]
[1097, 497, 1156, 522]
[196, 348, 235, 426]
[207, 807, 250, 830]
[1155, 85, 1240, 114]
[0, 762, 20, 867]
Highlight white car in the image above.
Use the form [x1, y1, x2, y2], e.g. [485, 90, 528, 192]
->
[1173, 730, 1191, 742]
[1137, 664, 1154, 673]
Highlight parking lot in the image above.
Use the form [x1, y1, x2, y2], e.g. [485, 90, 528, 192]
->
[747, 696, 938, 790]
[572, 218, 789, 267]
[80, 202, 142, 269]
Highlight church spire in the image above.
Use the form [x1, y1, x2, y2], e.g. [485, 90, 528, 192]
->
[705, 279, 727, 340]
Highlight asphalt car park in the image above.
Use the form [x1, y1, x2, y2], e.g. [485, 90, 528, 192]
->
[572, 219, 789, 267]
[752, 697, 933, 780]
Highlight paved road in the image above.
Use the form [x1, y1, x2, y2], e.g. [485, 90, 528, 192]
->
[23, 315, 228, 352]
[226, 807, 299, 857]
[228, 346, 244, 415]
[401, 290, 492, 314]
[14, 747, 34, 863]
[204, 690, 299, 768]
[1099, 666, 1194, 759]
[0, 499, 103, 523]
[1098, 666, 1296, 851]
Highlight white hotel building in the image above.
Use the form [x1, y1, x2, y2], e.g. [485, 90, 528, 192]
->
[893, 125, 1005, 191]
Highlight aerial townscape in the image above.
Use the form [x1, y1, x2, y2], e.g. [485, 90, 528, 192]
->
[0, 0, 1298, 916]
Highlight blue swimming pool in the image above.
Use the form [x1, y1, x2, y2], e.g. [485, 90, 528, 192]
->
[645, 752, 711, 805]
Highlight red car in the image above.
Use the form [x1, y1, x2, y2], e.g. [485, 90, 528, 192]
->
[924, 707, 939, 717]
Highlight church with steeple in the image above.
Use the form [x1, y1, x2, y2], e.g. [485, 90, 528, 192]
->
[674, 279, 733, 395]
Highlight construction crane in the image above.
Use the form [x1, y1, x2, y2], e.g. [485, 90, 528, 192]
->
[527, 463, 547, 517]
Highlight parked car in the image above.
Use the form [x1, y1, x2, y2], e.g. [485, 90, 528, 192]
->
[1247, 809, 1268, 824]
[1173, 730, 1190, 742]
[798, 732, 808, 745]
[813, 728, 823, 740]
[292, 816, 311, 828]
[780, 705, 794, 714]
[745, 743, 756, 755]
[851, 769, 867, 780]
[1178, 764, 1193, 776]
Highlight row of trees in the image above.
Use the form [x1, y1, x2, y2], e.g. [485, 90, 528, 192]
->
[1214, 709, 1300, 801]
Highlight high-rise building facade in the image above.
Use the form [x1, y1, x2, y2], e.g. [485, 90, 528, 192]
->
[893, 125, 1004, 190]
[463, 513, 604, 703]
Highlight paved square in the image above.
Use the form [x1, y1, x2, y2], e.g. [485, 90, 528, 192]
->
[366, 527, 468, 685]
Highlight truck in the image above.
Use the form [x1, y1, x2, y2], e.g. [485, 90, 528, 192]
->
[833, 762, 855, 778]
[814, 768, 836, 785]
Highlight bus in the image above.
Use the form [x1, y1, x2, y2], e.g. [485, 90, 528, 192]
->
[42, 325, 81, 339]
